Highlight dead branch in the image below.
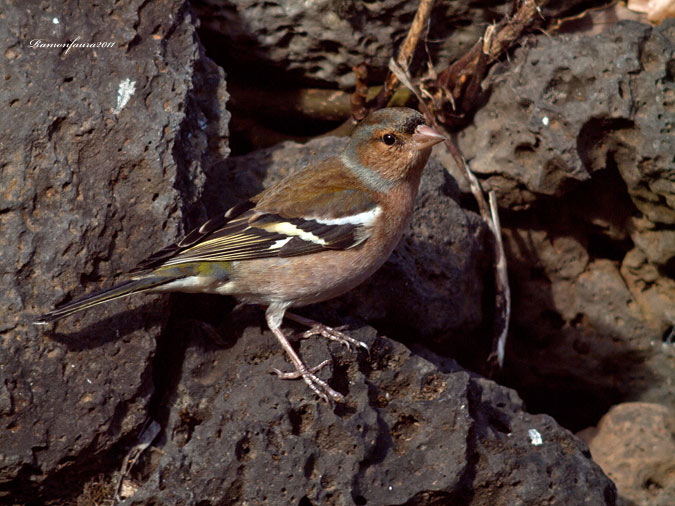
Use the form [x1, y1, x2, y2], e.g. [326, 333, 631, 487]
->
[390, 56, 512, 369]
[487, 190, 510, 368]
[374, 0, 436, 109]
[350, 63, 370, 122]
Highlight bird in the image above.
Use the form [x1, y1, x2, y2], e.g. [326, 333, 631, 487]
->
[36, 107, 445, 402]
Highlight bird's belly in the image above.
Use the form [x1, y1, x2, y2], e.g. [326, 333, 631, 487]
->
[224, 237, 397, 307]
[221, 191, 415, 308]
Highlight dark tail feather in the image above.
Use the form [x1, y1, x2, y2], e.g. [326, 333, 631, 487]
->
[35, 276, 174, 324]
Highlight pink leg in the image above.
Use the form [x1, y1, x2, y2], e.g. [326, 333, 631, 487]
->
[265, 305, 344, 402]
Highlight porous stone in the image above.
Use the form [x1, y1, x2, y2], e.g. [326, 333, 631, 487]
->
[578, 402, 675, 506]
[121, 314, 616, 505]
[456, 21, 674, 214]
[192, 0, 512, 88]
[0, 0, 229, 501]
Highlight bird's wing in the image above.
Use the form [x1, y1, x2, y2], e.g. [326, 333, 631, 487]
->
[130, 200, 256, 271]
[132, 166, 379, 270]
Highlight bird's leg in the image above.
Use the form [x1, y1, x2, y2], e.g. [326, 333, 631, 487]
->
[265, 306, 344, 403]
[285, 311, 369, 352]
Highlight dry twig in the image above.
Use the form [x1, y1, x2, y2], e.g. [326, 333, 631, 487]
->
[374, 0, 436, 109]
[390, 45, 511, 369]
[113, 419, 161, 504]
[488, 190, 510, 368]
[350, 63, 370, 122]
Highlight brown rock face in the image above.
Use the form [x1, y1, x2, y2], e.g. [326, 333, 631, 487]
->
[578, 402, 675, 506]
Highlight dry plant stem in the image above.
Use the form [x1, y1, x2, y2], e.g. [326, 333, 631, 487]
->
[351, 63, 370, 121]
[379, 1, 525, 367]
[376, 0, 435, 108]
[442, 131, 491, 218]
[488, 190, 510, 368]
[485, 0, 543, 61]
[441, 131, 511, 370]
[113, 419, 161, 504]
[435, 0, 543, 122]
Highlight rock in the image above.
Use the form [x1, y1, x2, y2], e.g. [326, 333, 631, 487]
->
[0, 0, 229, 501]
[621, 216, 675, 334]
[447, 20, 675, 429]
[192, 0, 599, 90]
[2, 2, 641, 503]
[620, 248, 675, 337]
[121, 314, 616, 505]
[456, 21, 674, 213]
[502, 229, 675, 429]
[191, 0, 510, 89]
[578, 402, 675, 506]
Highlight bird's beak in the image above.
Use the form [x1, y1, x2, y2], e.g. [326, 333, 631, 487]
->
[412, 124, 446, 151]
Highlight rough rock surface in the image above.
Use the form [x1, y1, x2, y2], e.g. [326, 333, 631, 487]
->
[191, 0, 599, 89]
[0, 0, 229, 501]
[191, 0, 508, 88]
[578, 402, 675, 506]
[448, 20, 675, 429]
[456, 20, 674, 216]
[122, 314, 616, 505]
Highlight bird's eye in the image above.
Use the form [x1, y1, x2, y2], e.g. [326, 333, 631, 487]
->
[382, 133, 397, 146]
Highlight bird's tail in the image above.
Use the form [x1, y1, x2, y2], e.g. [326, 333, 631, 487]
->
[35, 276, 175, 324]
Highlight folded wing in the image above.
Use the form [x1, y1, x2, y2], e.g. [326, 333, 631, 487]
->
[133, 187, 379, 271]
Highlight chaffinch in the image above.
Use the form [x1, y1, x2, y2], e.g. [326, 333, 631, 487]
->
[37, 107, 445, 402]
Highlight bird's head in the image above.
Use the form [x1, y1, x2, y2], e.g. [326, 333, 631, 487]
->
[341, 107, 445, 191]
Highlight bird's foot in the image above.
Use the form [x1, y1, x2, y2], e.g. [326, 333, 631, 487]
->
[271, 359, 344, 403]
[285, 312, 369, 352]
[301, 323, 369, 352]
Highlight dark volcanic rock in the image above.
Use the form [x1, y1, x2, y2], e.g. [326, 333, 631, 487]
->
[447, 20, 675, 430]
[121, 315, 616, 505]
[192, 0, 605, 89]
[192, 0, 511, 88]
[0, 0, 228, 501]
[112, 136, 613, 505]
[2, 2, 632, 503]
[456, 21, 674, 214]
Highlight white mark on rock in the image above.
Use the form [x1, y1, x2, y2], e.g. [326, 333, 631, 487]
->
[542, 116, 549, 126]
[114, 78, 136, 115]
[528, 428, 543, 446]
[52, 17, 59, 24]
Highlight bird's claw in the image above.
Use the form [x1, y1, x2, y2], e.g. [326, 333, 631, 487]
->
[301, 324, 369, 353]
[271, 359, 344, 403]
